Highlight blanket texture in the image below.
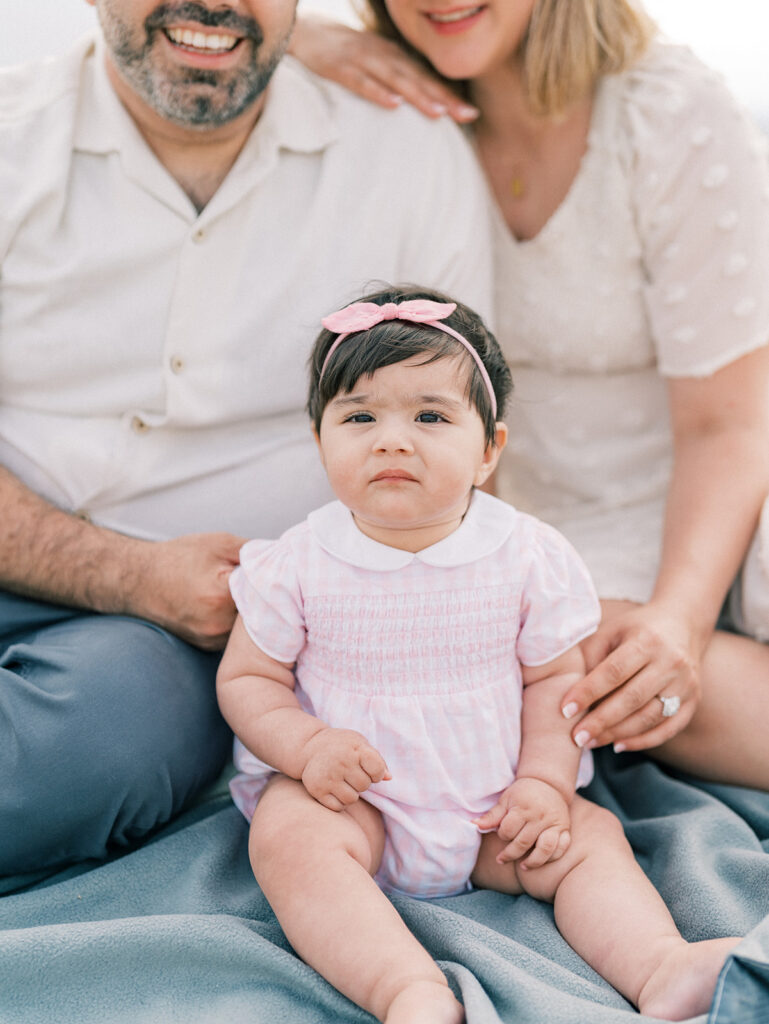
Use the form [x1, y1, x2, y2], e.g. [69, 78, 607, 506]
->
[2, 749, 768, 1023]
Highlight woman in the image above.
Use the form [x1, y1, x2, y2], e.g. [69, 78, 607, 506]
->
[290, 1, 769, 788]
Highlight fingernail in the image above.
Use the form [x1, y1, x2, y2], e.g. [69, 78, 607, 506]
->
[574, 730, 591, 749]
[562, 702, 579, 720]
[387, 93, 403, 105]
[456, 103, 480, 120]
[429, 102, 448, 115]
[613, 743, 626, 754]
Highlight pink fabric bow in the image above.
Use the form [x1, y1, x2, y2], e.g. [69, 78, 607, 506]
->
[321, 299, 458, 334]
[319, 299, 498, 418]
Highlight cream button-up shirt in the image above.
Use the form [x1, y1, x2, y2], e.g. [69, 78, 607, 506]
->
[0, 36, 493, 542]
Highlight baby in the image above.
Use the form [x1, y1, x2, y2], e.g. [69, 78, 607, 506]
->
[217, 285, 738, 1023]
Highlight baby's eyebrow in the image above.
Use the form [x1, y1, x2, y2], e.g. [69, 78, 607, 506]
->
[412, 393, 466, 411]
[329, 392, 467, 410]
[330, 394, 370, 407]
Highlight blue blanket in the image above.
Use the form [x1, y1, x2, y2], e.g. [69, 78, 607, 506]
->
[2, 749, 768, 1023]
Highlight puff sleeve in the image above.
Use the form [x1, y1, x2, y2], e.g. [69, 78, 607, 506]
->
[625, 44, 769, 378]
[229, 536, 306, 664]
[517, 520, 601, 667]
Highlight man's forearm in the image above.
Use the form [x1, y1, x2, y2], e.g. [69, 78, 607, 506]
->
[0, 465, 148, 613]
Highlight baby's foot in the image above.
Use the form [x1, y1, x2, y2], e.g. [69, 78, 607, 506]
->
[638, 937, 740, 1021]
[384, 980, 464, 1024]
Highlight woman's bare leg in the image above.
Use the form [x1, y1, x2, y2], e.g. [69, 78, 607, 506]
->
[471, 796, 738, 1019]
[653, 629, 769, 788]
[249, 776, 463, 1024]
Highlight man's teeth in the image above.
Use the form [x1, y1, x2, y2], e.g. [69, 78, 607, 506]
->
[165, 27, 239, 52]
[429, 6, 483, 23]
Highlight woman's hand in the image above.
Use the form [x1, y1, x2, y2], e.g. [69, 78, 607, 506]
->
[289, 16, 479, 123]
[560, 600, 705, 753]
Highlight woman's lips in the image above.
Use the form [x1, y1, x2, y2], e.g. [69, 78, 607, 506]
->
[423, 5, 486, 35]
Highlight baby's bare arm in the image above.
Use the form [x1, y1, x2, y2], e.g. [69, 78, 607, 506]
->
[217, 618, 389, 810]
[518, 646, 587, 799]
[474, 647, 587, 867]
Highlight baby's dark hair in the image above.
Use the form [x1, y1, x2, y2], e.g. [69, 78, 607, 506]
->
[307, 285, 512, 446]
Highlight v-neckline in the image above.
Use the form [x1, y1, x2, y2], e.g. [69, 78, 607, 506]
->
[479, 75, 609, 250]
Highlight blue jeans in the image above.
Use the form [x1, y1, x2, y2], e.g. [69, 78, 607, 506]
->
[0, 590, 231, 878]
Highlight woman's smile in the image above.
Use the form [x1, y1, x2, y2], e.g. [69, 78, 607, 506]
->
[422, 5, 487, 36]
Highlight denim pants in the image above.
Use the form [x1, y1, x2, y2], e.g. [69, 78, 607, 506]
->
[0, 589, 232, 878]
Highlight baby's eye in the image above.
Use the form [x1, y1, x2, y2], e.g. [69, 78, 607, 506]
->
[416, 411, 446, 423]
[345, 412, 375, 423]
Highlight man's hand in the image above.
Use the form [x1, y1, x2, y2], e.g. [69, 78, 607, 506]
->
[473, 777, 571, 869]
[300, 728, 390, 811]
[128, 532, 245, 650]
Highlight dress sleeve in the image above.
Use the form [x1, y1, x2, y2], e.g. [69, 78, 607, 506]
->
[625, 44, 769, 378]
[229, 537, 306, 664]
[517, 520, 602, 667]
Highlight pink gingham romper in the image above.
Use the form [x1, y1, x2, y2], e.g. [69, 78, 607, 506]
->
[229, 491, 600, 899]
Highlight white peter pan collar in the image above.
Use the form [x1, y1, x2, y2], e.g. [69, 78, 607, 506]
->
[308, 490, 518, 572]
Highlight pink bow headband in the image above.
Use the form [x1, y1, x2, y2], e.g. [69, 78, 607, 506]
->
[319, 299, 497, 419]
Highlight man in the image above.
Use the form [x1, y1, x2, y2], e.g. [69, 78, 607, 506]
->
[0, 0, 492, 881]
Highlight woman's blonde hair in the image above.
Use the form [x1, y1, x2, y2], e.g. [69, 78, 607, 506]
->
[358, 1, 656, 117]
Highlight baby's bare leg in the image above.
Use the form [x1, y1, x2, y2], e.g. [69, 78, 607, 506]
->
[472, 795, 738, 1019]
[250, 776, 462, 1024]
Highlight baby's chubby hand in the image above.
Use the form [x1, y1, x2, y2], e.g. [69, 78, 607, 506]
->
[473, 778, 571, 869]
[301, 727, 391, 811]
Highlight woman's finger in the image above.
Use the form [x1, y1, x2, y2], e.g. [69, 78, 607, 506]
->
[571, 662, 681, 747]
[611, 698, 696, 753]
[587, 692, 692, 750]
[579, 626, 616, 674]
[290, 17, 478, 122]
[375, 61, 478, 120]
[562, 640, 649, 721]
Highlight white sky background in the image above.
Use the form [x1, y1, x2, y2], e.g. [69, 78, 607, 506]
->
[2, 0, 767, 123]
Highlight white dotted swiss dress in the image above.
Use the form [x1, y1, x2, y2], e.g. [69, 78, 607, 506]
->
[493, 41, 769, 602]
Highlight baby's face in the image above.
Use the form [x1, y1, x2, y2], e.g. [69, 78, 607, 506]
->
[316, 355, 503, 551]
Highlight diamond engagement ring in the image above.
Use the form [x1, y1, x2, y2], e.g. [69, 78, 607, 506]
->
[658, 695, 681, 718]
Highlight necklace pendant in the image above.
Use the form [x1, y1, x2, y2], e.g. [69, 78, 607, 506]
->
[510, 175, 525, 199]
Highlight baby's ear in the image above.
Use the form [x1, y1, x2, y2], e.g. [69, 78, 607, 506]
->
[474, 422, 507, 487]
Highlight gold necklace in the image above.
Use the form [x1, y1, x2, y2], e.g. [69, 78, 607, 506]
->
[510, 168, 526, 199]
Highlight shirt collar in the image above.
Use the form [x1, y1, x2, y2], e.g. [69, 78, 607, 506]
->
[308, 490, 518, 572]
[72, 37, 337, 215]
[74, 36, 335, 153]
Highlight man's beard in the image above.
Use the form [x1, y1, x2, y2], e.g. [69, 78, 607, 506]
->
[97, 1, 293, 127]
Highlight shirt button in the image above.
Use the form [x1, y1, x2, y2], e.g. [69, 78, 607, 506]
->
[131, 415, 150, 434]
[170, 355, 185, 374]
[192, 227, 205, 243]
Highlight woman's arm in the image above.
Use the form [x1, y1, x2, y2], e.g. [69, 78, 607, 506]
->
[560, 343, 769, 751]
[288, 15, 478, 123]
[217, 616, 390, 809]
